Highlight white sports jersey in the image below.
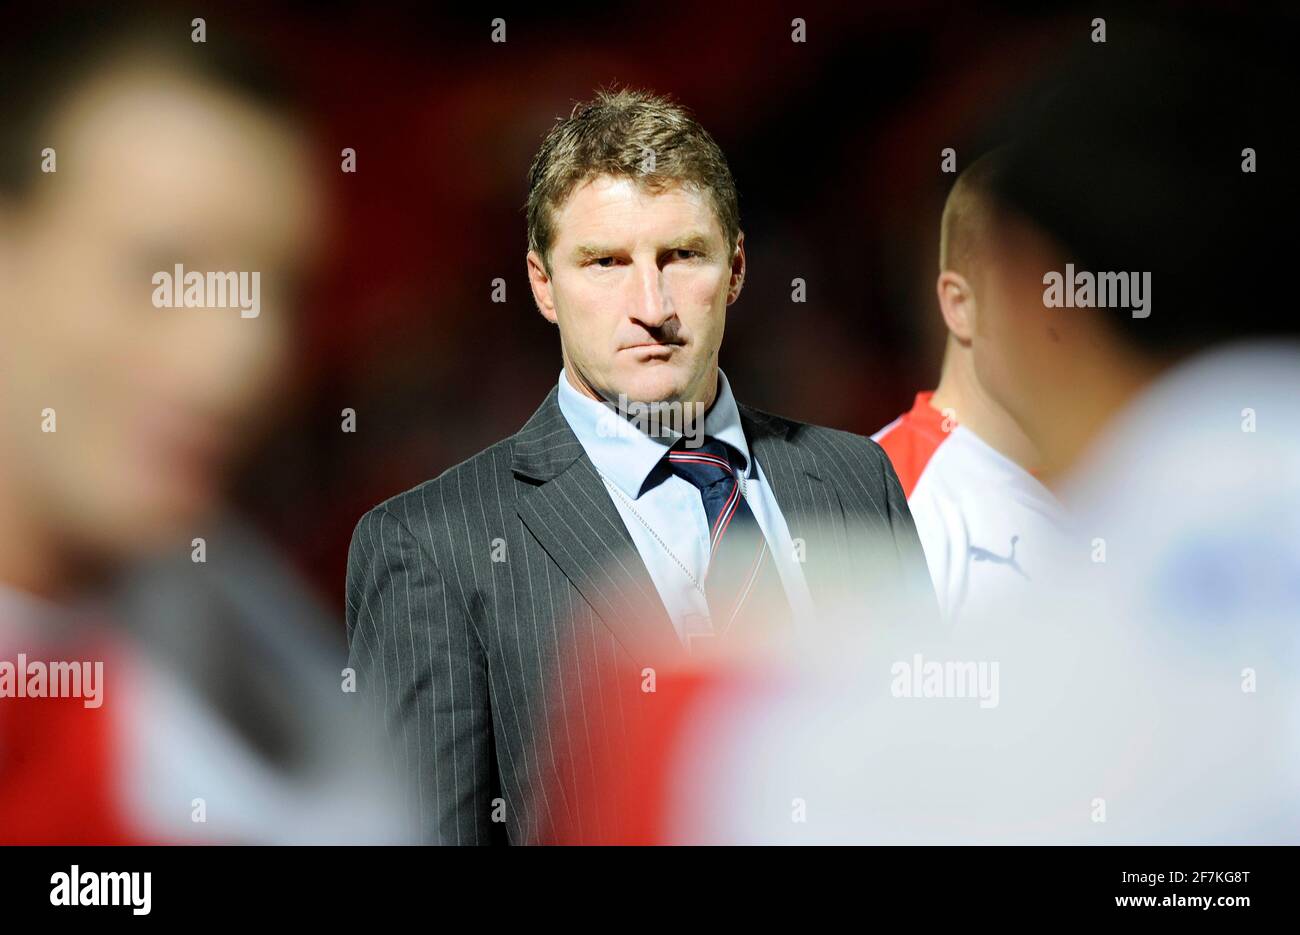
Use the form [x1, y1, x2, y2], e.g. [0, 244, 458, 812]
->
[591, 347, 1300, 844]
[872, 391, 1068, 629]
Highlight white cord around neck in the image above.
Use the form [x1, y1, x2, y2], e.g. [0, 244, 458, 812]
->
[597, 470, 708, 597]
[592, 449, 753, 596]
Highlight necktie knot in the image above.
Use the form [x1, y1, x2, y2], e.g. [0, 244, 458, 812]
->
[661, 435, 791, 648]
[665, 437, 739, 492]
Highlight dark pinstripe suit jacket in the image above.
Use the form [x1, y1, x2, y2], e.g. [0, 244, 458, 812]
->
[345, 386, 936, 844]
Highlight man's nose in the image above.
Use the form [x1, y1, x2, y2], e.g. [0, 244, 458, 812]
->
[629, 263, 674, 329]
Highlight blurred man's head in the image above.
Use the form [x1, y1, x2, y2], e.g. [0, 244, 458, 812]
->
[525, 88, 743, 408]
[937, 150, 1003, 323]
[935, 153, 1008, 392]
[971, 19, 1296, 477]
[928, 150, 1039, 469]
[0, 18, 321, 593]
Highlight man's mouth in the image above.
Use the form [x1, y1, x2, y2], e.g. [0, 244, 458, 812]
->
[622, 340, 682, 351]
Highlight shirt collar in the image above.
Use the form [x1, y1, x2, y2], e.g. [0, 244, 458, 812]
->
[555, 367, 753, 499]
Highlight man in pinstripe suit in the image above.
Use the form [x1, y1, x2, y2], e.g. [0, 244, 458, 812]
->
[346, 88, 936, 844]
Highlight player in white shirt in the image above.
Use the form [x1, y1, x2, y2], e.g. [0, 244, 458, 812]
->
[872, 153, 1067, 628]
[561, 24, 1300, 845]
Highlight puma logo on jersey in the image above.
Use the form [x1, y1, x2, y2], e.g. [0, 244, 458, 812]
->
[970, 535, 1028, 579]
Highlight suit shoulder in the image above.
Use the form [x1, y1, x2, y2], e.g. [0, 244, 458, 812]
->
[741, 403, 890, 470]
[352, 436, 516, 540]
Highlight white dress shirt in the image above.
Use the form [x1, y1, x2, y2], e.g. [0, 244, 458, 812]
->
[556, 368, 816, 644]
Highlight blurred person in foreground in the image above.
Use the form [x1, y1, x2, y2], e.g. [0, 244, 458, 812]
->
[346, 87, 939, 845]
[873, 151, 1068, 630]
[561, 18, 1300, 843]
[0, 13, 401, 843]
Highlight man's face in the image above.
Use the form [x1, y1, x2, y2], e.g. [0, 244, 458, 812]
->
[0, 64, 320, 563]
[528, 174, 742, 406]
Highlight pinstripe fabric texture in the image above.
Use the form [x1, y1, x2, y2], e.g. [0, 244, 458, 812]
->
[345, 386, 937, 844]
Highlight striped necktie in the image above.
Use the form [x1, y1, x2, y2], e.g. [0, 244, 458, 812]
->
[665, 437, 792, 651]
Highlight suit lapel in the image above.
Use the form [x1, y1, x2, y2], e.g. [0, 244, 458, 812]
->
[508, 389, 852, 658]
[512, 390, 684, 668]
[739, 405, 851, 615]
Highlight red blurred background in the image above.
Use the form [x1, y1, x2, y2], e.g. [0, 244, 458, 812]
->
[4, 1, 1208, 618]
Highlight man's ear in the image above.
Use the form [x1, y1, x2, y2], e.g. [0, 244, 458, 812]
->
[526, 249, 558, 324]
[936, 269, 975, 344]
[726, 230, 746, 305]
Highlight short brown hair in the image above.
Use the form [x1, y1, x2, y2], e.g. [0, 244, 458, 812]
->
[938, 149, 1005, 280]
[525, 87, 740, 272]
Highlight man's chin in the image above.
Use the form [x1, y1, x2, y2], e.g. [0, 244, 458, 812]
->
[616, 372, 691, 406]
[615, 353, 713, 401]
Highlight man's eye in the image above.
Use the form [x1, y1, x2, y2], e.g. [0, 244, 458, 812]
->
[592, 257, 616, 268]
[674, 249, 699, 260]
